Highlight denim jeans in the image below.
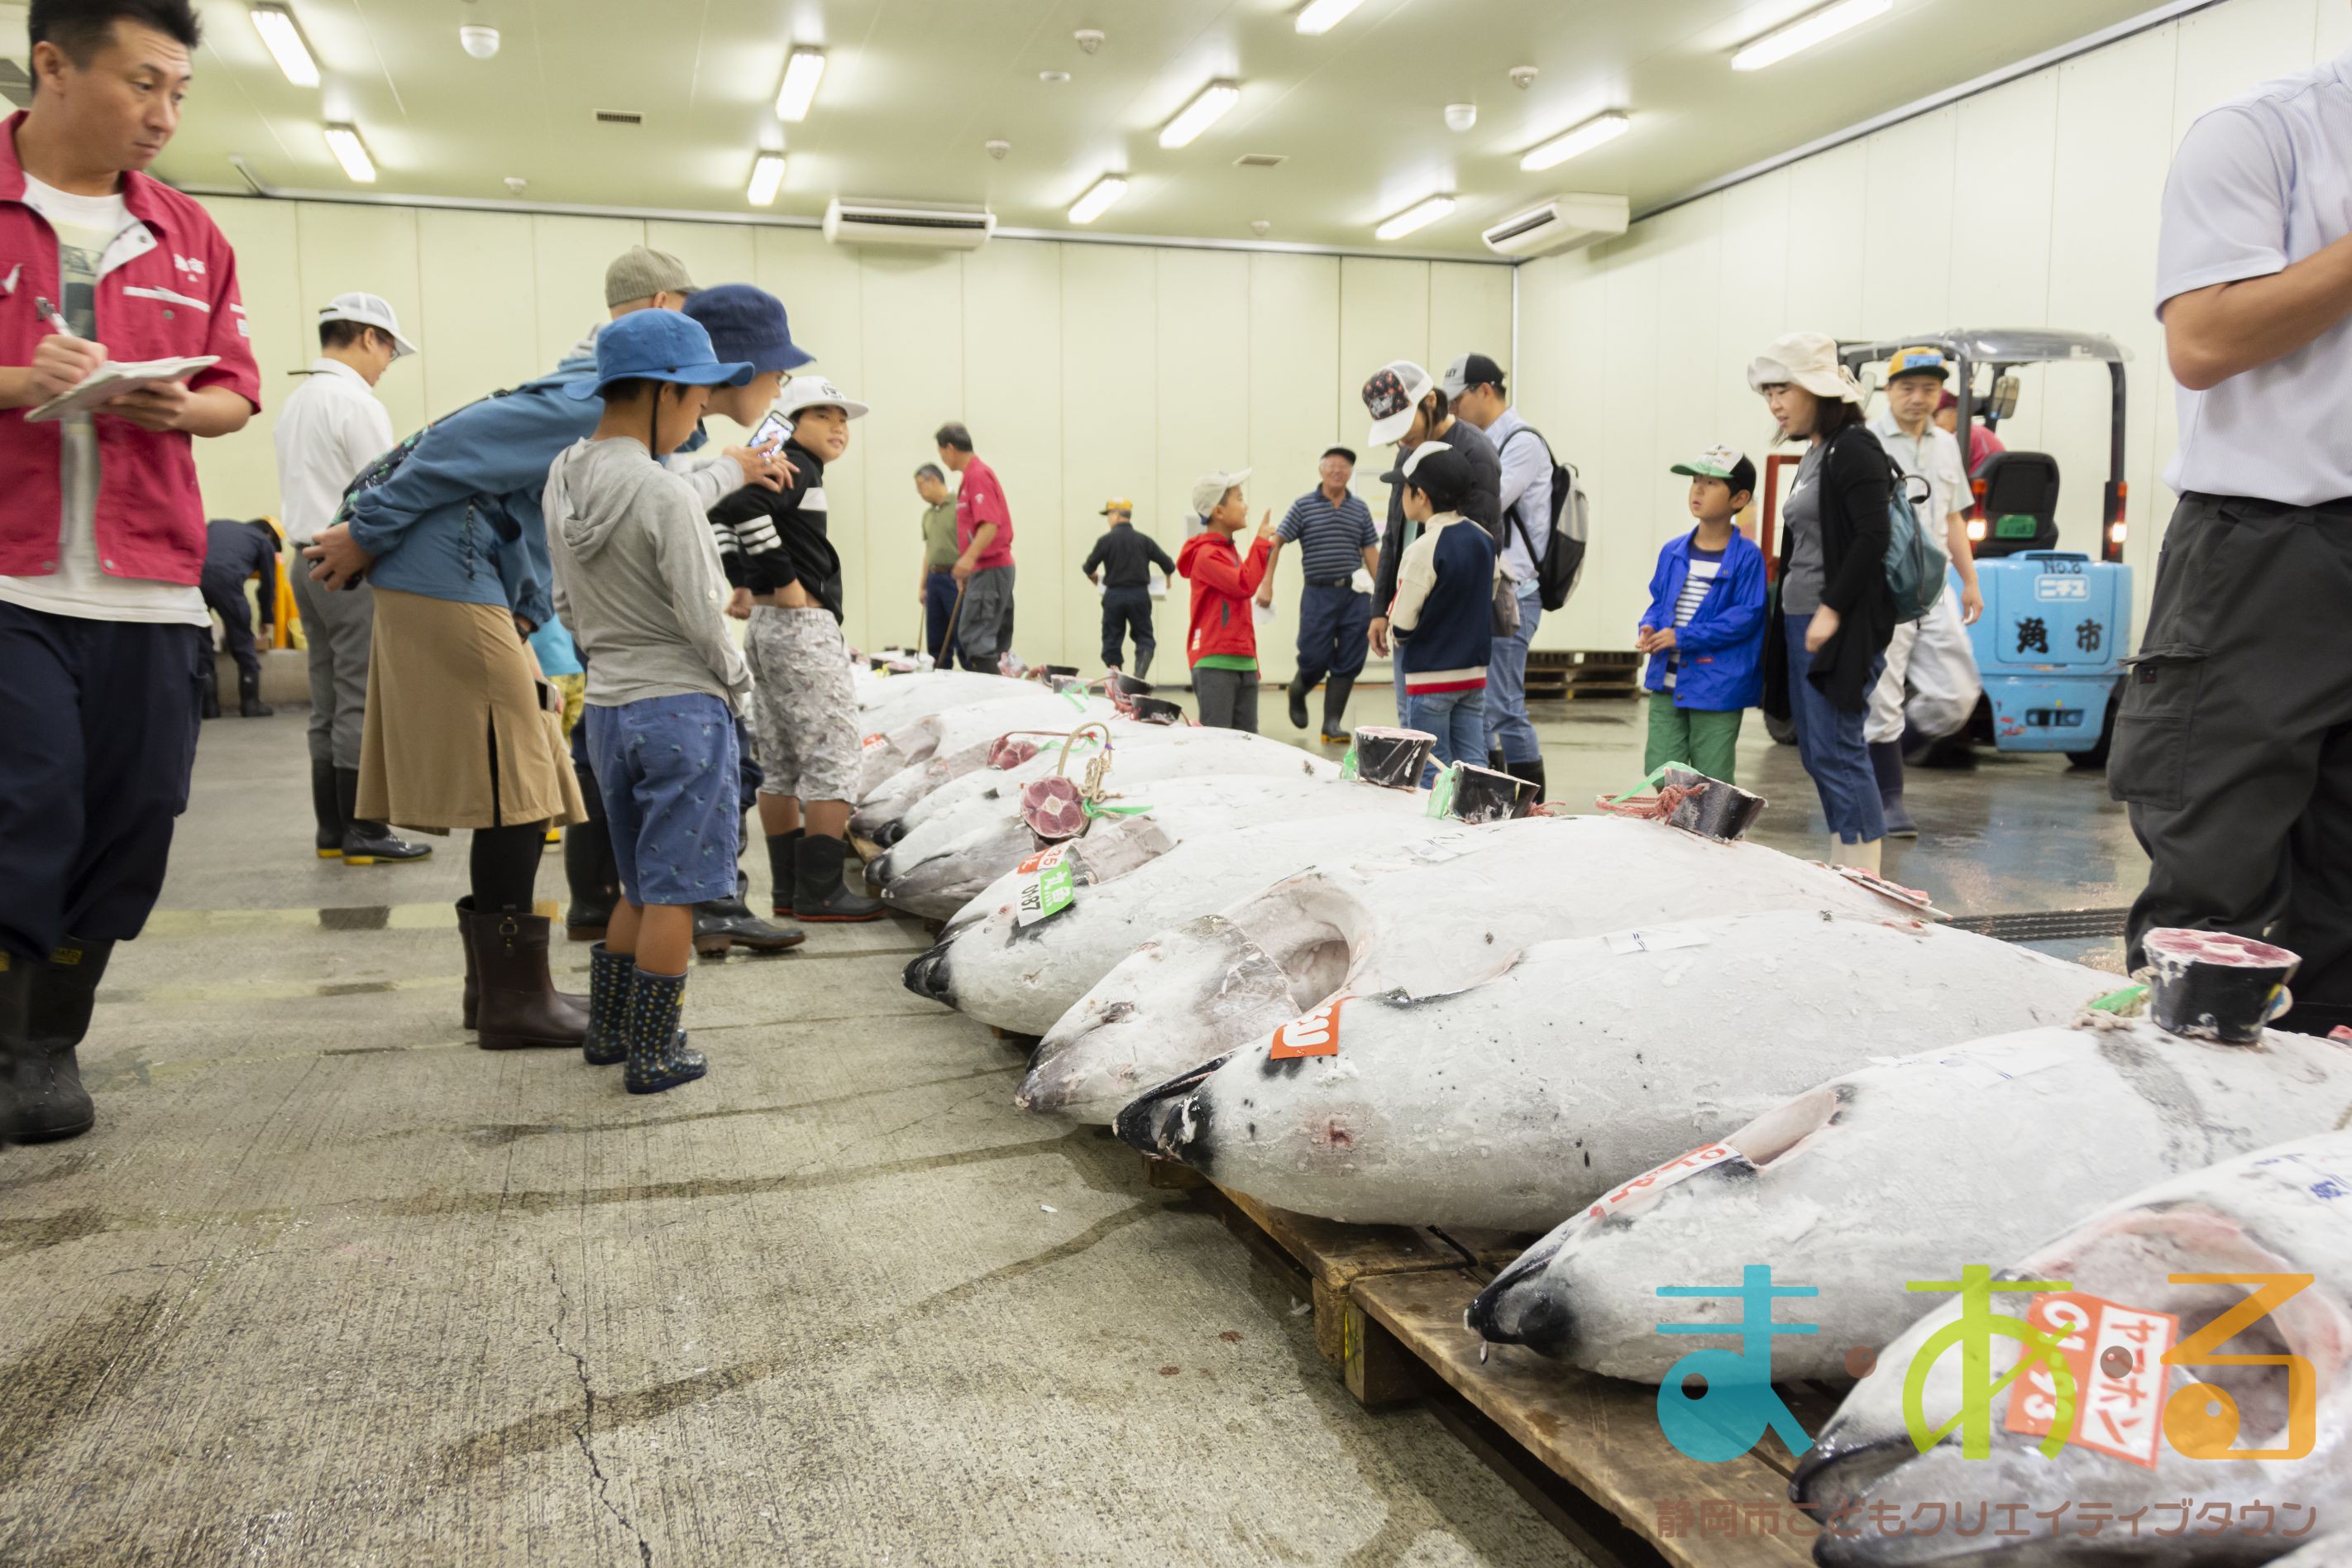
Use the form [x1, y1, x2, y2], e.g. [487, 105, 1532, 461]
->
[1406, 687, 1488, 786]
[1485, 587, 1543, 764]
[1783, 616, 1885, 844]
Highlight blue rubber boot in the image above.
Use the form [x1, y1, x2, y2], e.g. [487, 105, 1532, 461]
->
[623, 968, 706, 1095]
[582, 943, 633, 1066]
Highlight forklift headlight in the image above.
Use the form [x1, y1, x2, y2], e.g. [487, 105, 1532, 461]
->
[1967, 518, 1987, 543]
[2108, 521, 2127, 546]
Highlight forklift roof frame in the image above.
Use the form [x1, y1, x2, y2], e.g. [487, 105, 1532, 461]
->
[1838, 329, 2132, 497]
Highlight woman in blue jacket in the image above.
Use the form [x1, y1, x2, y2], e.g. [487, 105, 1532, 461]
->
[1638, 447, 1767, 782]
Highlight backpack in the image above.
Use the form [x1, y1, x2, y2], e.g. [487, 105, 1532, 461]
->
[1873, 450, 1948, 624]
[1499, 425, 1588, 611]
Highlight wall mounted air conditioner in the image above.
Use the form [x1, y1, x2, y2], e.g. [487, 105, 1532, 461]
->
[822, 198, 996, 251]
[1480, 194, 1629, 260]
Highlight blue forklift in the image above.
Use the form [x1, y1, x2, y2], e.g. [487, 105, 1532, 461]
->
[1838, 329, 2134, 769]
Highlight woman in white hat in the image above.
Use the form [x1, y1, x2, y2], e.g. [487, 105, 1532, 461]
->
[1748, 332, 1897, 870]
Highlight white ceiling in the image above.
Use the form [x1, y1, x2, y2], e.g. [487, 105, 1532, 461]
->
[108, 0, 2167, 256]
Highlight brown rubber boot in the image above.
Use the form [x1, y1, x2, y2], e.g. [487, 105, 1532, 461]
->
[471, 907, 589, 1049]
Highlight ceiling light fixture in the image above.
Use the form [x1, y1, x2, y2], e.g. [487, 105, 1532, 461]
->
[1374, 194, 1454, 241]
[774, 46, 826, 122]
[323, 122, 375, 183]
[1039, 69, 1071, 84]
[1519, 111, 1630, 171]
[1731, 0, 1894, 71]
[1294, 0, 1368, 36]
[747, 151, 786, 206]
[249, 3, 320, 88]
[1068, 175, 1128, 224]
[1159, 80, 1240, 150]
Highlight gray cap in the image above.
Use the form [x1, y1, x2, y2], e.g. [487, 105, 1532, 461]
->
[604, 246, 699, 308]
[1192, 468, 1251, 518]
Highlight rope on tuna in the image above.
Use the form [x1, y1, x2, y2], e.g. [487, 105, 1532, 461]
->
[1021, 723, 1123, 843]
[1590, 761, 1702, 822]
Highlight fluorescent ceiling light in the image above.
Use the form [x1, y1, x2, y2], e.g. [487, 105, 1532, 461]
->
[1294, 0, 1368, 36]
[249, 3, 319, 88]
[747, 152, 786, 207]
[1159, 81, 1240, 150]
[1068, 175, 1129, 225]
[775, 47, 827, 122]
[323, 122, 375, 183]
[1732, 0, 1894, 71]
[1374, 194, 1454, 241]
[1520, 112, 1630, 171]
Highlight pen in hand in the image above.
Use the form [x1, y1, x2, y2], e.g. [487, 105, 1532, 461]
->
[33, 295, 72, 336]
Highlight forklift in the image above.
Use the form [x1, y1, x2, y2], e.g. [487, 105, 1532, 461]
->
[1837, 329, 2134, 768]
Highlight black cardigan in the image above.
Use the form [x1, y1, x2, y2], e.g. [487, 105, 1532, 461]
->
[1765, 424, 1896, 715]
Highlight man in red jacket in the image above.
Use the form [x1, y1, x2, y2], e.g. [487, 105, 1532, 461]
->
[1177, 469, 1274, 732]
[0, 0, 261, 1145]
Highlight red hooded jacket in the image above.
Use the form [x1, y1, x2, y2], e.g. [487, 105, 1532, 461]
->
[1177, 529, 1271, 666]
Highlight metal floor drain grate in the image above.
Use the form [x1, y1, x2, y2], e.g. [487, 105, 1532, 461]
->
[1948, 907, 2131, 943]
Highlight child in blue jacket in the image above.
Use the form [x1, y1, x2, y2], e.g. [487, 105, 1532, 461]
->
[1638, 447, 1767, 782]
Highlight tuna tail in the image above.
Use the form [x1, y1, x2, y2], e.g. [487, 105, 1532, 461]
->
[1111, 1054, 1233, 1166]
[902, 940, 955, 1004]
[1464, 1231, 1577, 1356]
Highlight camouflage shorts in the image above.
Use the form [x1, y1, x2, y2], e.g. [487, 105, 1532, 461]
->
[746, 606, 859, 803]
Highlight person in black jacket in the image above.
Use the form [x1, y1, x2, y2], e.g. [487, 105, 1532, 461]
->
[1081, 499, 1176, 680]
[1749, 333, 1896, 872]
[198, 517, 280, 718]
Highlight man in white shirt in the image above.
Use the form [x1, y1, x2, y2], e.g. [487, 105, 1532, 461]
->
[2122, 41, 2352, 1036]
[275, 292, 427, 866]
[1865, 347, 1985, 839]
[1443, 353, 1554, 799]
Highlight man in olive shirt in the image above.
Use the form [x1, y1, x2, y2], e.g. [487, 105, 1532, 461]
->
[914, 464, 959, 664]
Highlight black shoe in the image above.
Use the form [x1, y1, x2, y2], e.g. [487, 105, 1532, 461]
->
[7, 937, 110, 1143]
[237, 668, 275, 718]
[336, 767, 432, 864]
[311, 759, 345, 858]
[794, 833, 887, 922]
[695, 872, 806, 955]
[1288, 681, 1312, 731]
[766, 829, 805, 918]
[1503, 758, 1548, 806]
[198, 657, 221, 720]
[1870, 741, 1919, 839]
[563, 818, 618, 941]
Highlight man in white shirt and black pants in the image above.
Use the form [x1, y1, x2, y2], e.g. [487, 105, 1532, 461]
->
[1444, 353, 1552, 799]
[2120, 38, 2352, 1035]
[275, 293, 427, 865]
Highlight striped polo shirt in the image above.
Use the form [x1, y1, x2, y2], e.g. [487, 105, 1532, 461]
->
[1278, 485, 1379, 585]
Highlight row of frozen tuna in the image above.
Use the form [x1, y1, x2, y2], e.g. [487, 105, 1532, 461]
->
[849, 672, 2352, 1562]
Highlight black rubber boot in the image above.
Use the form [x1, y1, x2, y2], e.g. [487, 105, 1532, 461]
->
[0, 951, 34, 1145]
[1288, 681, 1312, 731]
[198, 656, 221, 719]
[582, 943, 633, 1067]
[9, 938, 110, 1143]
[765, 830, 804, 918]
[1871, 741, 1919, 839]
[337, 768, 432, 865]
[624, 968, 706, 1095]
[794, 834, 887, 922]
[1504, 758, 1548, 806]
[1133, 647, 1153, 684]
[563, 819, 617, 942]
[694, 872, 806, 955]
[311, 760, 345, 858]
[1319, 676, 1355, 743]
[237, 667, 275, 718]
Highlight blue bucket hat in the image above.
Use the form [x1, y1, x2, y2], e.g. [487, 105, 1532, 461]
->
[565, 309, 756, 401]
[681, 284, 815, 375]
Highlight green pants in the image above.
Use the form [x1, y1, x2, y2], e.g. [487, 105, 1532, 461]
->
[1645, 695, 1744, 783]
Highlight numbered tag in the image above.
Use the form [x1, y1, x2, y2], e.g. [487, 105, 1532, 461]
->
[1580, 1142, 1738, 1225]
[861, 732, 887, 752]
[1267, 996, 1350, 1061]
[1013, 844, 1078, 927]
[2003, 1293, 2178, 1468]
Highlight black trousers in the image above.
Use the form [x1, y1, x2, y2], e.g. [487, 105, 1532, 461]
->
[0, 602, 205, 960]
[199, 568, 265, 681]
[1100, 586, 1154, 672]
[2111, 493, 2352, 1030]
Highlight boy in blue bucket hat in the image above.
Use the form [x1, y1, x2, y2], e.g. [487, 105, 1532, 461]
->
[543, 309, 758, 1094]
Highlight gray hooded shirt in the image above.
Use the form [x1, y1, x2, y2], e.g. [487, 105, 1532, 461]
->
[545, 437, 752, 714]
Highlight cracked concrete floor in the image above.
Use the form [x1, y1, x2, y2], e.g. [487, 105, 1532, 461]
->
[0, 713, 1590, 1567]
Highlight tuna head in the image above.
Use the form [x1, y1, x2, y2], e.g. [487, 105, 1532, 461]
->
[1111, 1054, 1235, 1168]
[875, 819, 1035, 922]
[1792, 1136, 2352, 1566]
[901, 939, 957, 1006]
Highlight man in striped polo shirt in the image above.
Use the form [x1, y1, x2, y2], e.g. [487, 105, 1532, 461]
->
[1259, 447, 1379, 740]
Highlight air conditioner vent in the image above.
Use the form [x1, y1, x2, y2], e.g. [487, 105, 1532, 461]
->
[1234, 153, 1286, 168]
[1480, 193, 1629, 259]
[822, 197, 996, 251]
[595, 109, 644, 126]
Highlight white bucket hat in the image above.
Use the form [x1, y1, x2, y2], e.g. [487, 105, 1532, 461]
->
[317, 291, 418, 358]
[775, 375, 869, 420]
[1747, 332, 1862, 404]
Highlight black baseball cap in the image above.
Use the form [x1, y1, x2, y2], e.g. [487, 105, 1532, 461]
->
[1322, 446, 1357, 465]
[1440, 353, 1506, 399]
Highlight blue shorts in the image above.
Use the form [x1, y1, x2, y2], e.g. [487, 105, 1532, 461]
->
[584, 694, 742, 907]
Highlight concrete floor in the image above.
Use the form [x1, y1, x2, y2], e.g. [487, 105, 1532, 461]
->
[0, 690, 2144, 1566]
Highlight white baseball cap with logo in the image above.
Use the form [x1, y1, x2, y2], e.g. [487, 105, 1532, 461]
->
[1361, 359, 1437, 447]
[316, 291, 418, 358]
[776, 375, 870, 420]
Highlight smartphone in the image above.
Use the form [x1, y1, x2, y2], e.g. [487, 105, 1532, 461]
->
[748, 409, 790, 452]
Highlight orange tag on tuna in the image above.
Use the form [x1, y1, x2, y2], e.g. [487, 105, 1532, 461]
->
[2003, 1292, 2178, 1468]
[1268, 997, 1349, 1060]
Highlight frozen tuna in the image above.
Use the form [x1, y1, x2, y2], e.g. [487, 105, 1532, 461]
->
[1468, 1016, 2352, 1383]
[1792, 1130, 2352, 1566]
[853, 670, 1038, 734]
[901, 805, 1446, 1036]
[1022, 814, 1929, 1125]
[1114, 911, 2104, 1232]
[891, 727, 1333, 842]
[854, 693, 1115, 813]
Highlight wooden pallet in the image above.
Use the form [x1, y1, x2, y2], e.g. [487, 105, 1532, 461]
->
[1526, 650, 1642, 703]
[1186, 1168, 1836, 1568]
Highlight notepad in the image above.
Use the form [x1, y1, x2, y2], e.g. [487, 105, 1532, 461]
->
[24, 355, 220, 423]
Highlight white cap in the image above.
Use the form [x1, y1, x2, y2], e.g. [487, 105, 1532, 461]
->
[1192, 467, 1251, 518]
[776, 374, 869, 421]
[1361, 359, 1435, 447]
[317, 291, 418, 358]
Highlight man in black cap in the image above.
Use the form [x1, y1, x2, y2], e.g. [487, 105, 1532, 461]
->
[1258, 447, 1379, 740]
[1446, 352, 1554, 796]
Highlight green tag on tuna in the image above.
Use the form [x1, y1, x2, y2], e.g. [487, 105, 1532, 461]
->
[1340, 746, 1360, 782]
[1423, 764, 1458, 819]
[1015, 845, 1078, 927]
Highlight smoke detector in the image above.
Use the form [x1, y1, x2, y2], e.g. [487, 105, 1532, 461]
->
[984, 138, 1011, 160]
[503, 174, 528, 194]
[460, 24, 500, 57]
[1444, 103, 1476, 131]
[1248, 219, 1270, 237]
[1073, 28, 1105, 54]
[1509, 65, 1538, 90]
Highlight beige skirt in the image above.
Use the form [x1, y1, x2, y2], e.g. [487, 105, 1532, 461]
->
[356, 588, 587, 833]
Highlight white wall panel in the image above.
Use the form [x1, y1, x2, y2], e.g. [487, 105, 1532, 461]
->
[854, 252, 962, 656]
[1714, 173, 1790, 455]
[1647, 201, 1725, 561]
[1949, 71, 2060, 457]
[643, 220, 757, 298]
[1336, 257, 1429, 445]
[416, 210, 541, 421]
[1247, 250, 1346, 681]
[1154, 250, 1247, 648]
[2319, 0, 2352, 55]
[191, 196, 303, 524]
[1058, 246, 1152, 667]
[2173, 0, 2321, 144]
[1859, 108, 1958, 340]
[963, 243, 1064, 665]
[1781, 141, 1870, 341]
[529, 214, 641, 371]
[1518, 246, 1609, 649]
[1427, 261, 1513, 374]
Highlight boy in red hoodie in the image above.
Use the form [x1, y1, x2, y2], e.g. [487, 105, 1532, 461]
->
[1177, 469, 1276, 731]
